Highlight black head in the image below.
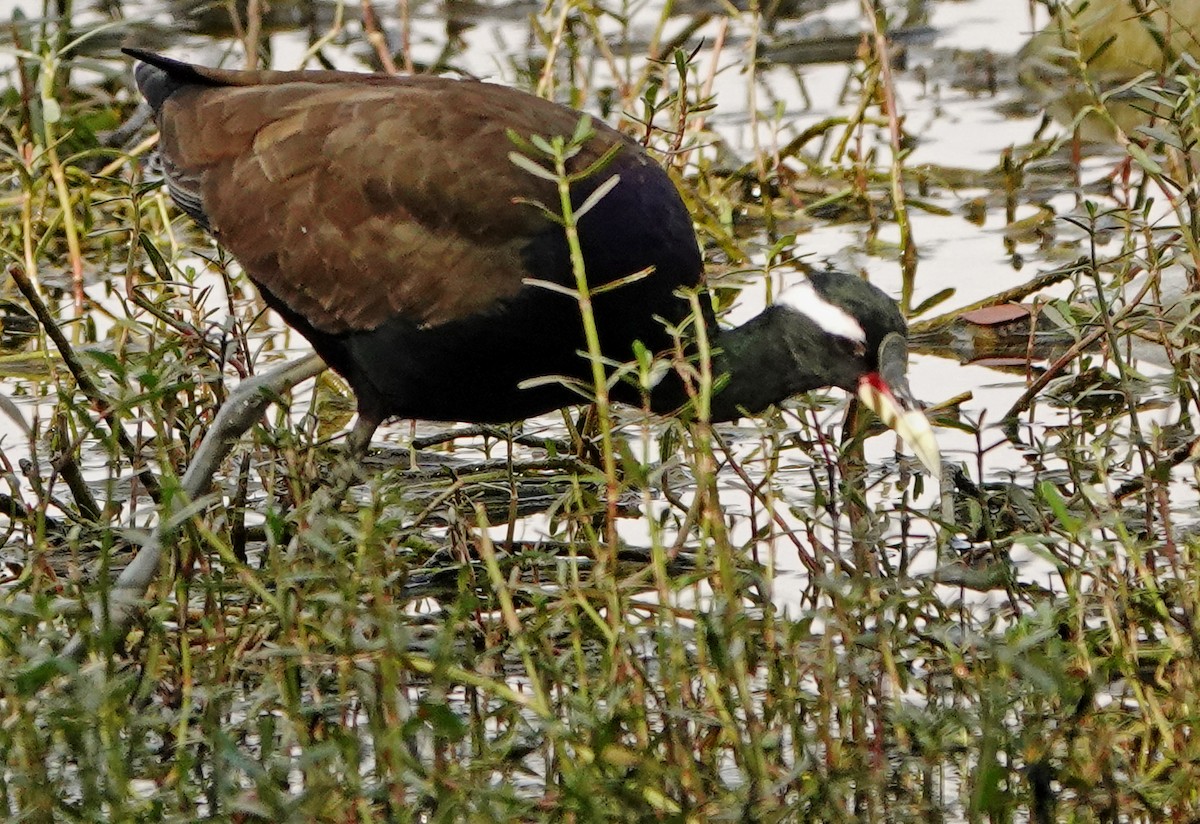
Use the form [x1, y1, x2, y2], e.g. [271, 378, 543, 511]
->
[773, 270, 906, 388]
[773, 271, 939, 476]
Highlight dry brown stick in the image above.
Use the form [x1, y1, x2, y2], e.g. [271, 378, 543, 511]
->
[712, 430, 822, 573]
[8, 264, 159, 505]
[910, 261, 1086, 336]
[861, 0, 917, 309]
[1001, 324, 1108, 424]
[244, 0, 262, 68]
[1002, 257, 1164, 423]
[49, 417, 101, 522]
[361, 0, 398, 74]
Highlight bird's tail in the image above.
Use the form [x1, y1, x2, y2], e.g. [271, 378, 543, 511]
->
[122, 48, 224, 112]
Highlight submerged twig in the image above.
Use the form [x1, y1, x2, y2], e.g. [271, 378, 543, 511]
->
[1114, 435, 1200, 501]
[58, 353, 327, 663]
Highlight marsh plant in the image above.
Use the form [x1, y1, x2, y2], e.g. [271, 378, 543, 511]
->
[0, 0, 1198, 821]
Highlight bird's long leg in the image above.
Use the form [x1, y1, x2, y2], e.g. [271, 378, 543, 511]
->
[323, 413, 382, 500]
[345, 414, 381, 459]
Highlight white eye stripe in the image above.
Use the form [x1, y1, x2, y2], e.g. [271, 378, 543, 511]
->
[776, 282, 867, 345]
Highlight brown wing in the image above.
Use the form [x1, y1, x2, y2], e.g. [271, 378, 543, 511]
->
[155, 75, 636, 334]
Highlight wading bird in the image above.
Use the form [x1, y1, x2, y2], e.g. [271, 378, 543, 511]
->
[124, 49, 939, 476]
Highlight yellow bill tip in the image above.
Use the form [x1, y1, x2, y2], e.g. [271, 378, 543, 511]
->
[857, 377, 942, 482]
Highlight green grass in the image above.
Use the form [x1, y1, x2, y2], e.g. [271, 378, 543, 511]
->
[1, 0, 1200, 821]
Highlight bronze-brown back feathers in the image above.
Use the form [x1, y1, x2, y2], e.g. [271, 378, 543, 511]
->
[130, 49, 646, 333]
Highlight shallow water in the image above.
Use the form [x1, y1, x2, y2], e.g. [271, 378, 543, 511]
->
[5, 2, 1198, 820]
[4, 0, 1192, 572]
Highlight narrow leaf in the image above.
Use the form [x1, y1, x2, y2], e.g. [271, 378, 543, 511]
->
[590, 265, 654, 295]
[507, 151, 558, 181]
[571, 114, 594, 145]
[574, 142, 622, 180]
[574, 174, 621, 220]
[522, 277, 579, 297]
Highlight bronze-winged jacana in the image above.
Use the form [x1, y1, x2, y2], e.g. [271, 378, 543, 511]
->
[124, 48, 940, 476]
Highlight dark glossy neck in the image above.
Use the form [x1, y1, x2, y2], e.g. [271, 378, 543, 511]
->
[648, 305, 854, 422]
